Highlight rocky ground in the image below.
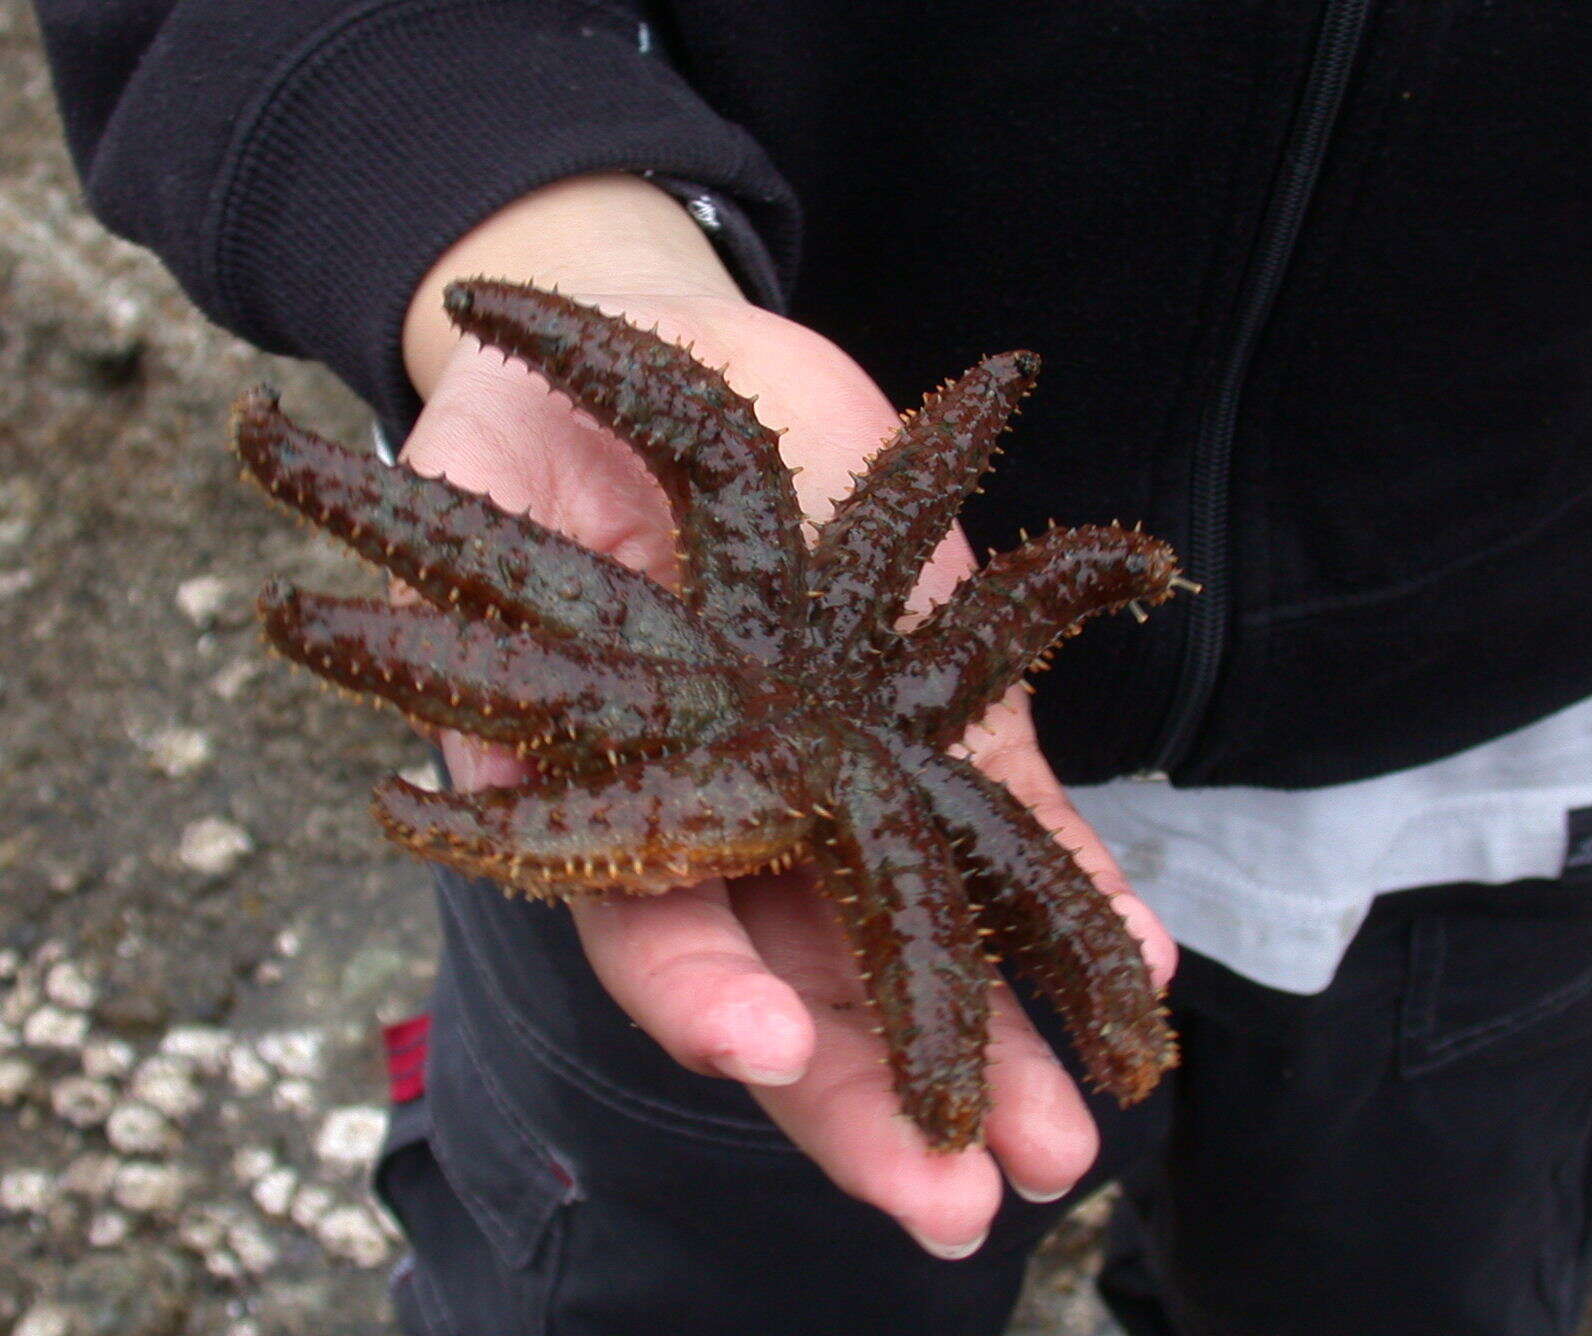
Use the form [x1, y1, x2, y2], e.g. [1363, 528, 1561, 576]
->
[0, 4, 1117, 1333]
[0, 4, 448, 1330]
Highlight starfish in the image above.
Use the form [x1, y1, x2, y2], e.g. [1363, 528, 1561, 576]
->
[233, 280, 1182, 1149]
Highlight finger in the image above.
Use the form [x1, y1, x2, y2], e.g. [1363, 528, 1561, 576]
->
[910, 522, 1176, 987]
[439, 731, 531, 794]
[733, 874, 1004, 1259]
[400, 339, 680, 583]
[569, 881, 814, 1087]
[393, 348, 675, 787]
[981, 981, 1099, 1203]
[962, 693, 1178, 992]
[902, 526, 981, 618]
[386, 564, 534, 786]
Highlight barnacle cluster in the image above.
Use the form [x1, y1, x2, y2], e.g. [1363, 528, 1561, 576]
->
[234, 280, 1182, 1148]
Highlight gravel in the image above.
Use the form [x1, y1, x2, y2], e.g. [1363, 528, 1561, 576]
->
[159, 1027, 230, 1076]
[314, 1108, 387, 1174]
[85, 1210, 130, 1249]
[44, 962, 97, 1011]
[80, 1039, 135, 1081]
[1, 1169, 55, 1216]
[14, 1304, 73, 1336]
[251, 1169, 298, 1219]
[0, 14, 437, 1317]
[173, 576, 235, 628]
[50, 1077, 115, 1129]
[129, 1056, 203, 1122]
[314, 1207, 391, 1270]
[174, 818, 255, 879]
[110, 1163, 187, 1217]
[105, 1104, 177, 1157]
[0, 1056, 36, 1103]
[23, 1006, 90, 1050]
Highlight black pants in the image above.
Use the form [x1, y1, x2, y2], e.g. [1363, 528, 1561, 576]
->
[376, 866, 1592, 1336]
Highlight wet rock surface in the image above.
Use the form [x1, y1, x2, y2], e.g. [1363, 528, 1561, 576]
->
[1, 4, 434, 1329]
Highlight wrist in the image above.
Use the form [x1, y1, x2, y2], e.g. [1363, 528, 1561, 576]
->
[402, 173, 745, 398]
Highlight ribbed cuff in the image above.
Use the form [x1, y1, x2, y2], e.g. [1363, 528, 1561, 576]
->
[647, 173, 790, 321]
[202, 0, 800, 430]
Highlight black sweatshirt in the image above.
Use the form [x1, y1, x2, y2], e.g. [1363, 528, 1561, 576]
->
[34, 1, 1592, 788]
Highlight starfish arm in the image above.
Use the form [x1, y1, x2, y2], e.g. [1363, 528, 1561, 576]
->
[815, 730, 992, 1151]
[259, 583, 752, 768]
[876, 525, 1180, 745]
[443, 281, 807, 663]
[905, 745, 1177, 1105]
[371, 722, 816, 898]
[806, 352, 1038, 666]
[234, 389, 730, 665]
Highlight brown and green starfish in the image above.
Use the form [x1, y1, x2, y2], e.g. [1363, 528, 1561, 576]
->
[234, 280, 1182, 1149]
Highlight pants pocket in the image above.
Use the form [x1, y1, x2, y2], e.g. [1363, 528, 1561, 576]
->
[375, 1090, 569, 1336]
[1399, 873, 1592, 1079]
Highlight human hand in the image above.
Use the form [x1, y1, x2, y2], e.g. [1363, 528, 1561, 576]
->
[399, 174, 1176, 1259]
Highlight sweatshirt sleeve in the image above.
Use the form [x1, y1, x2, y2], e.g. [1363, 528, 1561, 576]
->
[33, 0, 801, 430]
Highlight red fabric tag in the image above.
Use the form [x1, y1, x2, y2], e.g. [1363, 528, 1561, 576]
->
[383, 1013, 431, 1103]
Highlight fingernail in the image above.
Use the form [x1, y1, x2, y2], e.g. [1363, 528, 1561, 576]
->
[712, 1053, 804, 1087]
[1011, 1180, 1070, 1204]
[905, 1227, 988, 1261]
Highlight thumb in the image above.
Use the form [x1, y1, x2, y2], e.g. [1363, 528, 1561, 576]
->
[399, 324, 690, 585]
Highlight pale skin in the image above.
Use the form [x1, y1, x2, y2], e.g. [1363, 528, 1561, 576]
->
[399, 172, 1176, 1260]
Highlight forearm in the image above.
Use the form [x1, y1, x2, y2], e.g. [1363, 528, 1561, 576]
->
[36, 1, 796, 429]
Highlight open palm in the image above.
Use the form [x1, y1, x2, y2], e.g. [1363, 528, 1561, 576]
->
[399, 290, 1175, 1258]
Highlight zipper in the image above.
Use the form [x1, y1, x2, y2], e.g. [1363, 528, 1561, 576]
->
[1146, 0, 1372, 775]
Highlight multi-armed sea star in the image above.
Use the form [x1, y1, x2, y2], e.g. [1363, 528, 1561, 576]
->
[233, 280, 1182, 1149]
